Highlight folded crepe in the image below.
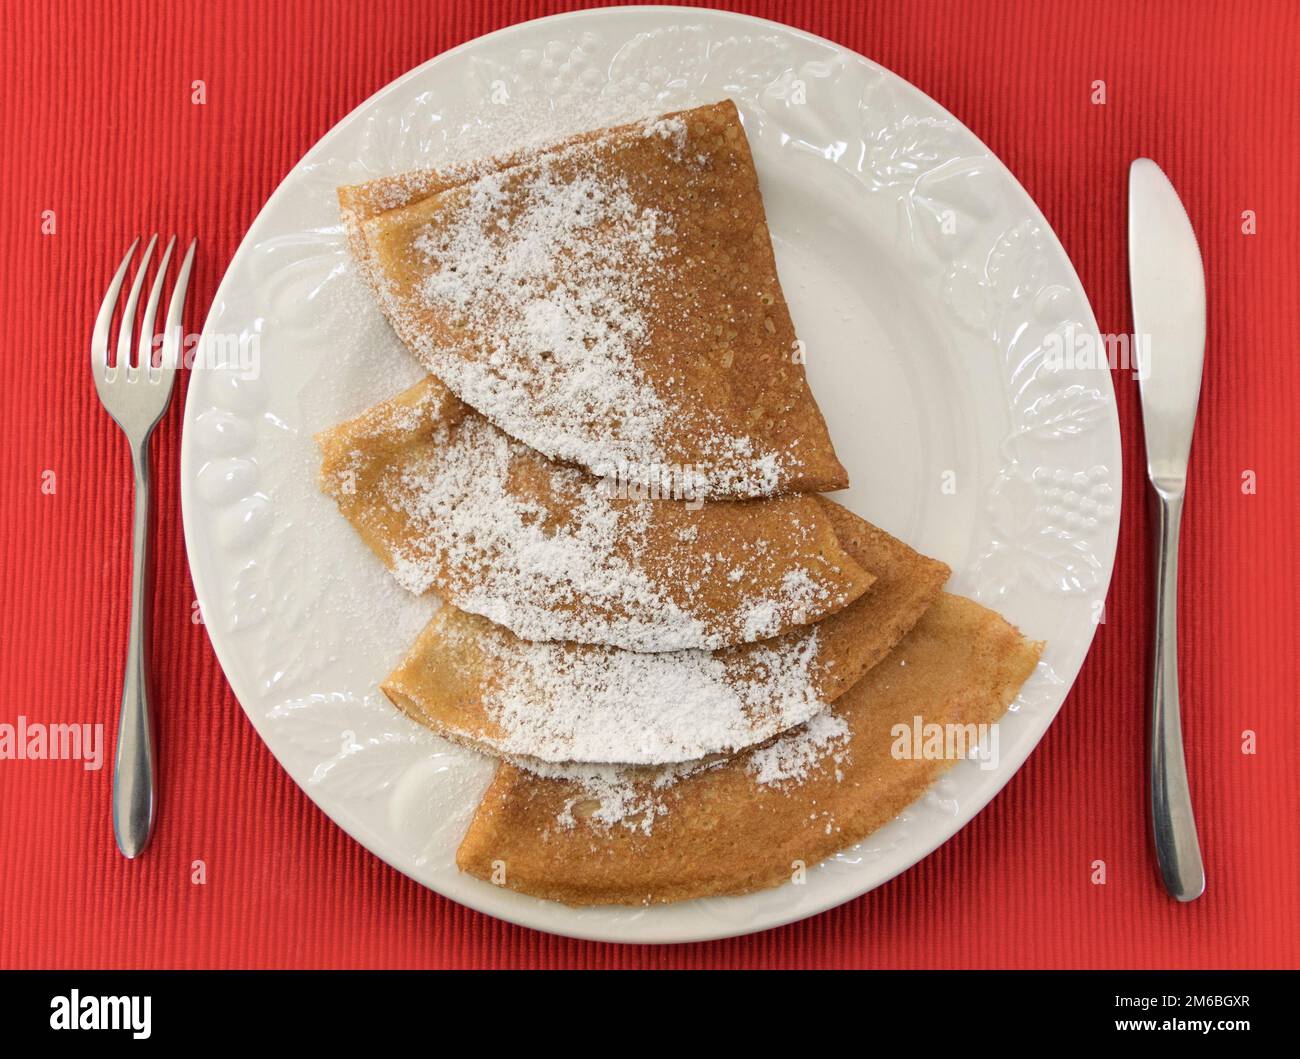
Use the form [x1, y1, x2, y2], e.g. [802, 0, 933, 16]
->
[316, 376, 873, 652]
[382, 500, 949, 764]
[456, 593, 1042, 905]
[338, 99, 847, 500]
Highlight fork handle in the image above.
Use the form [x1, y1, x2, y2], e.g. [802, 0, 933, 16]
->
[113, 440, 157, 858]
[1149, 488, 1204, 901]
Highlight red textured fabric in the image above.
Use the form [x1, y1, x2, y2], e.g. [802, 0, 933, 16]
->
[1, 0, 1297, 969]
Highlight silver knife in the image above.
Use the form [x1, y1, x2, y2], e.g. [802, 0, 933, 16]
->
[1128, 158, 1206, 901]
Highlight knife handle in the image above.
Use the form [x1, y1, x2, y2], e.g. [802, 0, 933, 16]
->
[1149, 488, 1205, 901]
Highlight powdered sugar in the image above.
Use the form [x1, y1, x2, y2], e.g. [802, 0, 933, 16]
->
[740, 568, 833, 641]
[519, 704, 851, 836]
[383, 413, 708, 650]
[746, 710, 851, 787]
[522, 755, 716, 837]
[461, 621, 826, 764]
[550, 764, 683, 836]
[410, 150, 675, 469]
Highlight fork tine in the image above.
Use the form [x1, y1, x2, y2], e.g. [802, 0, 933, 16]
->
[92, 238, 140, 374]
[136, 236, 177, 377]
[160, 238, 197, 373]
[115, 234, 158, 371]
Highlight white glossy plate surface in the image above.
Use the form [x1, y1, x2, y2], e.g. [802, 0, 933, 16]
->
[181, 7, 1121, 943]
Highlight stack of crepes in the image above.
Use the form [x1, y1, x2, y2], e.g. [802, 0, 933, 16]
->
[317, 99, 1042, 906]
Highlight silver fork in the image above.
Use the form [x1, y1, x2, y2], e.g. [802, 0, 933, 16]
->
[92, 235, 197, 859]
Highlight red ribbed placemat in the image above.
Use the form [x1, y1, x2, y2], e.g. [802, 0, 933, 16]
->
[1, 0, 1297, 968]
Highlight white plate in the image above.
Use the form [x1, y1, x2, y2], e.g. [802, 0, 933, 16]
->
[182, 6, 1121, 943]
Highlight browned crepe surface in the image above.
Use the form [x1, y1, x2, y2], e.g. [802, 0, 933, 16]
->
[316, 375, 873, 652]
[381, 500, 948, 764]
[455, 593, 1042, 905]
[339, 100, 847, 499]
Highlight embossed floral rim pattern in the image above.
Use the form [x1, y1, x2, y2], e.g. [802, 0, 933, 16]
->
[181, 8, 1121, 944]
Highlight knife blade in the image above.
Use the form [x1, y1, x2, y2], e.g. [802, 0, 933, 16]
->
[1131, 159, 1207, 490]
[1128, 157, 1206, 901]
